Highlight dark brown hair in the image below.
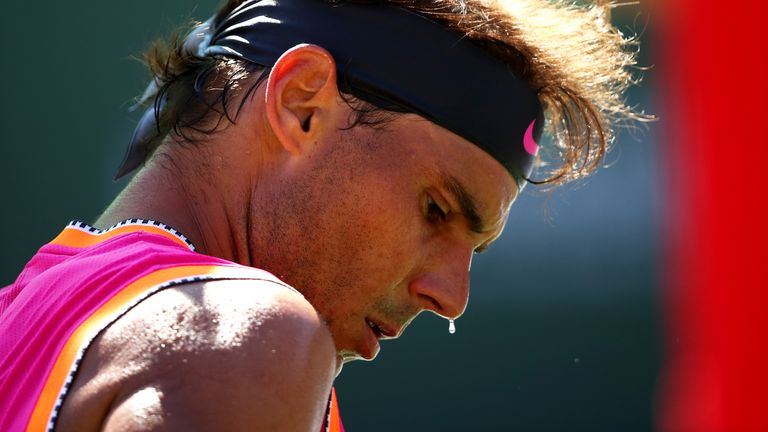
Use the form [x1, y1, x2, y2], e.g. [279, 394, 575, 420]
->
[139, 0, 651, 187]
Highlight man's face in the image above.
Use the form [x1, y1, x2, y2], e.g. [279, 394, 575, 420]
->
[250, 112, 517, 363]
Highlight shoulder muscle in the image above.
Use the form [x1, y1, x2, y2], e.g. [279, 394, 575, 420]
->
[58, 279, 337, 432]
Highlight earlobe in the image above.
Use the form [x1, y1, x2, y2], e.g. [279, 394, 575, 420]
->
[265, 44, 338, 155]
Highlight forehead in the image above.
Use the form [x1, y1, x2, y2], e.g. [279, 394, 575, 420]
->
[383, 114, 518, 221]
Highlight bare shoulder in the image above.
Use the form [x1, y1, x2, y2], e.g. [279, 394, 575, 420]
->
[57, 279, 337, 432]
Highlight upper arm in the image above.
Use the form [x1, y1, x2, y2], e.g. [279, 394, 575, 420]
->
[58, 279, 337, 432]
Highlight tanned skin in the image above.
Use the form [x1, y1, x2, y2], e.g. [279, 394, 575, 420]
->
[56, 45, 516, 431]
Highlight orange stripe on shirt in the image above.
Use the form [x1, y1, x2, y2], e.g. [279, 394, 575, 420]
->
[25, 264, 266, 431]
[50, 225, 191, 250]
[328, 387, 345, 432]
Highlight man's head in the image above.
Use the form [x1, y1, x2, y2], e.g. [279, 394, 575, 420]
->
[256, 45, 518, 362]
[131, 42, 515, 362]
[119, 0, 648, 362]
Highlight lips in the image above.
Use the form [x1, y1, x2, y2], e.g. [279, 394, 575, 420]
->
[366, 318, 398, 339]
[358, 318, 402, 360]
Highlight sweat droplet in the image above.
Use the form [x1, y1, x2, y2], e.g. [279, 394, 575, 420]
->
[448, 319, 456, 334]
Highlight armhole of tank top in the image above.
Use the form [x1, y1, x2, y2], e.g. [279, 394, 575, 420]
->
[322, 387, 345, 432]
[31, 265, 303, 432]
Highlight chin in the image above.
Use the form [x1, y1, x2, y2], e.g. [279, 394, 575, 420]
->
[339, 350, 370, 364]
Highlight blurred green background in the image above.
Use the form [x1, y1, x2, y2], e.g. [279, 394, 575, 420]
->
[0, 1, 660, 430]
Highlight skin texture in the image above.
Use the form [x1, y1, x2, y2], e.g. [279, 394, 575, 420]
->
[57, 281, 336, 431]
[58, 44, 517, 431]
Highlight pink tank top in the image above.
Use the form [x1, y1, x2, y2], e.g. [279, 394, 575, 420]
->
[0, 220, 344, 432]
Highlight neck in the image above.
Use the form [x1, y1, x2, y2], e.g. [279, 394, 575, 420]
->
[96, 146, 254, 266]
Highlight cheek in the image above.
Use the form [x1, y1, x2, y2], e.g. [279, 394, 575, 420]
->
[324, 202, 407, 282]
[349, 189, 415, 266]
[309, 186, 414, 306]
[280, 141, 420, 308]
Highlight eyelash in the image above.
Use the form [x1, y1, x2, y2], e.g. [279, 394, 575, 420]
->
[425, 195, 448, 223]
[424, 194, 489, 254]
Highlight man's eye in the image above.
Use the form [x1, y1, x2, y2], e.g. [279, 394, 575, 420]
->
[425, 195, 447, 223]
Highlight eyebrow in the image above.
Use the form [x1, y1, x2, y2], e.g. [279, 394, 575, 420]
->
[443, 175, 487, 235]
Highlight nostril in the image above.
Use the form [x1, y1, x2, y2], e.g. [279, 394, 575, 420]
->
[417, 293, 442, 313]
[409, 271, 468, 319]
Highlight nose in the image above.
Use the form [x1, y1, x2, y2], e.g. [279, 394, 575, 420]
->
[408, 244, 473, 319]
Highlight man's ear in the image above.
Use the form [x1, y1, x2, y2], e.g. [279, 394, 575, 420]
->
[265, 44, 339, 155]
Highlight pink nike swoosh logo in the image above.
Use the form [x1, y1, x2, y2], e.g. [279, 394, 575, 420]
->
[523, 119, 539, 156]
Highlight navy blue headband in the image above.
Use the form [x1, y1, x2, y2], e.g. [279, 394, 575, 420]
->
[118, 0, 544, 189]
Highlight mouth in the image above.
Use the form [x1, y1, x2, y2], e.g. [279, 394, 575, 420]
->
[366, 318, 398, 339]
[356, 318, 402, 361]
[366, 319, 383, 340]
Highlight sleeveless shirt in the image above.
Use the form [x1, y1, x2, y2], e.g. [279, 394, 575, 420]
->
[0, 220, 344, 431]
